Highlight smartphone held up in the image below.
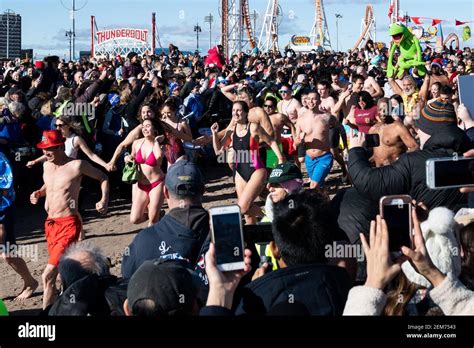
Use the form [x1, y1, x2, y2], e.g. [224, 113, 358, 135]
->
[379, 195, 413, 253]
[209, 205, 245, 272]
[426, 156, 474, 190]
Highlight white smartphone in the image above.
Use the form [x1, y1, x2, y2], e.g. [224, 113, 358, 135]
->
[426, 157, 474, 189]
[209, 205, 245, 272]
[379, 195, 413, 252]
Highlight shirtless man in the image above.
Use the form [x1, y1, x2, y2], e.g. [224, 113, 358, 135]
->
[30, 130, 109, 309]
[429, 61, 450, 88]
[267, 112, 295, 167]
[369, 98, 419, 167]
[356, 65, 383, 99]
[333, 74, 365, 118]
[295, 91, 333, 189]
[331, 71, 348, 93]
[0, 152, 38, 301]
[277, 83, 302, 118]
[317, 80, 348, 179]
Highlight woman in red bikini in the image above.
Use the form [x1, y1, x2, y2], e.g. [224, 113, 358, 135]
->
[211, 101, 284, 224]
[125, 118, 166, 226]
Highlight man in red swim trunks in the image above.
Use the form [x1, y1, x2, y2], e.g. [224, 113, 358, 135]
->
[30, 130, 110, 309]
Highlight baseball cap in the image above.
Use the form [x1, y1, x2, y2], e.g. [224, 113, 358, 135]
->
[216, 76, 228, 85]
[107, 93, 120, 108]
[165, 160, 205, 196]
[127, 259, 197, 316]
[416, 100, 457, 135]
[297, 74, 307, 83]
[36, 130, 66, 149]
[268, 162, 303, 184]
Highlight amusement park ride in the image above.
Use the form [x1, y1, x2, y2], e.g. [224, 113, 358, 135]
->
[88, 0, 465, 58]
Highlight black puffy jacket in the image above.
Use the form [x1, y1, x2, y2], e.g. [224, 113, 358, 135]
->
[337, 126, 471, 242]
[234, 263, 351, 315]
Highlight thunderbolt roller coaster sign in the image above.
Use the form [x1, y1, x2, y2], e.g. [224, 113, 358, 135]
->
[96, 28, 148, 44]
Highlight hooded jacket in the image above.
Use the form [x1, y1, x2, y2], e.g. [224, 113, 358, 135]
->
[337, 126, 471, 243]
[121, 206, 209, 279]
[234, 263, 351, 315]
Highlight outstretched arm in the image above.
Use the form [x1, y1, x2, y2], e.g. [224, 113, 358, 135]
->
[79, 160, 109, 214]
[76, 136, 108, 169]
[108, 125, 142, 167]
[388, 77, 403, 96]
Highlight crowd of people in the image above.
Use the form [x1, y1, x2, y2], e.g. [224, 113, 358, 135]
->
[0, 34, 473, 316]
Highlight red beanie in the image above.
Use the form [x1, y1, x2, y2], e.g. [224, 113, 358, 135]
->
[35, 61, 45, 70]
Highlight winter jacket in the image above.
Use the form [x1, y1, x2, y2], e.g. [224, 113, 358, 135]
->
[205, 88, 233, 122]
[48, 274, 128, 316]
[337, 126, 471, 243]
[121, 205, 210, 279]
[74, 79, 104, 104]
[122, 80, 152, 133]
[234, 263, 351, 315]
[122, 63, 143, 80]
[183, 93, 204, 127]
[343, 274, 474, 315]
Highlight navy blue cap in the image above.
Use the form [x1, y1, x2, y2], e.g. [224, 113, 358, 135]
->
[165, 160, 205, 196]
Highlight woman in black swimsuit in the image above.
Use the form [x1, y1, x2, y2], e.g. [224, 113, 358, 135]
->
[211, 101, 284, 224]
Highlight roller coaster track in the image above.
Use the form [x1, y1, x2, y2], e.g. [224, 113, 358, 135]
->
[352, 5, 375, 50]
[444, 33, 460, 49]
[222, 0, 229, 57]
[241, 0, 256, 48]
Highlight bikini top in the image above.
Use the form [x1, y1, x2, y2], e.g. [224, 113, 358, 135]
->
[135, 141, 158, 167]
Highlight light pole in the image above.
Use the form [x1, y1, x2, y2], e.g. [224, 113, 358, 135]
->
[60, 0, 88, 60]
[65, 30, 74, 61]
[335, 14, 342, 52]
[194, 23, 202, 52]
[204, 14, 213, 50]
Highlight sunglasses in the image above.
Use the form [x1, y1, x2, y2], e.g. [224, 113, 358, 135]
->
[279, 90, 290, 94]
[55, 123, 65, 128]
[263, 104, 274, 108]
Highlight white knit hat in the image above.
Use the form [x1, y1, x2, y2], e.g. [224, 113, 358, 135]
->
[401, 207, 461, 288]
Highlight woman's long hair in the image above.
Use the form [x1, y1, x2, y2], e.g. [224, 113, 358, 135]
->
[357, 90, 375, 110]
[383, 273, 420, 316]
[58, 114, 83, 136]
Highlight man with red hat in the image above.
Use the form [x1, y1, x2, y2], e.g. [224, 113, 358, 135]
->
[429, 58, 449, 88]
[30, 130, 110, 310]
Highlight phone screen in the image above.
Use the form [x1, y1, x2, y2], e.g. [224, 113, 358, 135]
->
[434, 158, 474, 188]
[212, 213, 244, 265]
[365, 134, 380, 148]
[458, 75, 474, 117]
[383, 203, 411, 251]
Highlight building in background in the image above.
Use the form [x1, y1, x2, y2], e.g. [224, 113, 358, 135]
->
[0, 10, 22, 59]
[21, 49, 33, 59]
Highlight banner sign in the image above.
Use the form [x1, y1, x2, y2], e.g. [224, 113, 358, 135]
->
[96, 28, 148, 45]
[291, 35, 311, 46]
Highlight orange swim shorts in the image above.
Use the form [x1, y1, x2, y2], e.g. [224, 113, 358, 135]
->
[44, 215, 81, 266]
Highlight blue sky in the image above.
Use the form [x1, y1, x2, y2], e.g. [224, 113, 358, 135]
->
[1, 0, 472, 59]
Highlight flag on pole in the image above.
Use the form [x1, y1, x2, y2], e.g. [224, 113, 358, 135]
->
[456, 20, 466, 26]
[463, 26, 471, 42]
[432, 19, 443, 26]
[411, 17, 423, 25]
[388, 4, 394, 18]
